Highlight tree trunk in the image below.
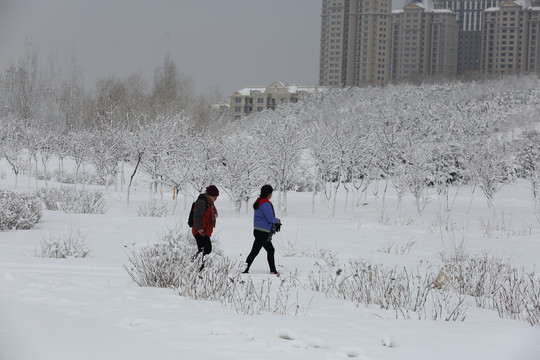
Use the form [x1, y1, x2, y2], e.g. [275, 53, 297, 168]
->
[312, 190, 316, 215]
[127, 154, 141, 206]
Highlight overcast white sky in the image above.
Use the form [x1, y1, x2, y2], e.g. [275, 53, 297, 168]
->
[1, 0, 407, 100]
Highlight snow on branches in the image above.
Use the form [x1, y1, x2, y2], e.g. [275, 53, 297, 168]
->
[2, 75, 540, 219]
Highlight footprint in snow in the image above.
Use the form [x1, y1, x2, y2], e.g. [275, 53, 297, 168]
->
[278, 328, 330, 349]
[120, 318, 151, 328]
[337, 347, 372, 359]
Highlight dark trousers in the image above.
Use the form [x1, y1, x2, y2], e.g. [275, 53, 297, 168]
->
[245, 230, 276, 273]
[194, 233, 212, 256]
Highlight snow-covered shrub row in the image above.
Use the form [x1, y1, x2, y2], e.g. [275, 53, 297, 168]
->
[308, 253, 540, 325]
[280, 239, 339, 267]
[0, 190, 42, 231]
[35, 187, 107, 214]
[377, 240, 416, 255]
[438, 252, 540, 326]
[307, 260, 468, 321]
[137, 199, 168, 217]
[37, 228, 91, 259]
[124, 227, 306, 315]
[51, 169, 109, 187]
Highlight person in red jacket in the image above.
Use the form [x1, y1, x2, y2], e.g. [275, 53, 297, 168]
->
[192, 185, 219, 264]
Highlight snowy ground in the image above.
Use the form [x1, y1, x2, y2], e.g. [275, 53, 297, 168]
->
[1, 163, 540, 360]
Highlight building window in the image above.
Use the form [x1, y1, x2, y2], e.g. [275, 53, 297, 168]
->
[257, 98, 264, 103]
[257, 107, 263, 112]
[235, 98, 242, 103]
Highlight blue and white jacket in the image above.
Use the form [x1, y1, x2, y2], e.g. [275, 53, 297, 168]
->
[253, 198, 279, 233]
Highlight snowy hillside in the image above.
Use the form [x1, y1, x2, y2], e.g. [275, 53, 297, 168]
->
[1, 158, 539, 360]
[2, 76, 540, 359]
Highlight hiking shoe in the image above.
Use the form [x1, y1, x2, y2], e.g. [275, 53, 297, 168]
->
[242, 269, 249, 274]
[270, 271, 280, 276]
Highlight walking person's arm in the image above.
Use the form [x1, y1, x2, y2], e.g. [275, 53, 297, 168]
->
[193, 199, 206, 235]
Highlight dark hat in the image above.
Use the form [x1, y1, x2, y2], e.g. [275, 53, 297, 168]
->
[206, 185, 219, 196]
[260, 184, 273, 198]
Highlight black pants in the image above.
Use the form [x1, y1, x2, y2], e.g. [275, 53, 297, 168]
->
[245, 230, 276, 273]
[194, 233, 212, 256]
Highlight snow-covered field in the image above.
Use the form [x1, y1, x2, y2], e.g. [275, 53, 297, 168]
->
[1, 161, 540, 360]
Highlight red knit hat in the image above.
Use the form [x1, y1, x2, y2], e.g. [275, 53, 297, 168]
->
[206, 185, 219, 196]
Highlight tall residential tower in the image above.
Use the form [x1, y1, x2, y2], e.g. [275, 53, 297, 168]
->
[481, 0, 540, 73]
[320, 0, 458, 86]
[319, 0, 540, 87]
[391, 2, 459, 81]
[319, 0, 393, 87]
[434, 1, 500, 74]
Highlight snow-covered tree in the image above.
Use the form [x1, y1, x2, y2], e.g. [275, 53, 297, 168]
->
[184, 133, 221, 195]
[517, 130, 540, 222]
[402, 144, 434, 216]
[155, 115, 193, 206]
[37, 122, 58, 188]
[152, 54, 192, 115]
[372, 103, 409, 221]
[217, 132, 263, 214]
[1, 114, 25, 188]
[429, 142, 467, 226]
[89, 127, 127, 191]
[5, 38, 40, 120]
[133, 115, 181, 199]
[465, 138, 517, 218]
[259, 112, 304, 215]
[53, 131, 71, 186]
[307, 110, 361, 217]
[68, 130, 91, 189]
[21, 121, 42, 188]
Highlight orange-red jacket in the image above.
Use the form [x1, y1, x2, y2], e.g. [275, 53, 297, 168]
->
[191, 195, 216, 237]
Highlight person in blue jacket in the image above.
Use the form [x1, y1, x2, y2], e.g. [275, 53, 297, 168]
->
[242, 184, 281, 275]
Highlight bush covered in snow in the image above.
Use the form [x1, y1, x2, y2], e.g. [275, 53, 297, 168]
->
[307, 259, 465, 321]
[307, 251, 540, 325]
[0, 190, 42, 231]
[124, 223, 539, 322]
[124, 225, 306, 315]
[52, 169, 112, 186]
[280, 239, 339, 267]
[438, 252, 540, 326]
[137, 199, 168, 217]
[37, 228, 92, 259]
[124, 229, 194, 289]
[35, 187, 107, 214]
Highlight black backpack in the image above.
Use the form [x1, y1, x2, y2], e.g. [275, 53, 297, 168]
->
[188, 195, 207, 227]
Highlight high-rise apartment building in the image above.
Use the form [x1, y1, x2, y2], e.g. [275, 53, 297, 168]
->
[354, 0, 393, 85]
[434, 1, 500, 74]
[319, 0, 393, 87]
[391, 2, 459, 81]
[320, 0, 458, 86]
[319, 0, 540, 87]
[319, 0, 346, 87]
[481, 1, 540, 73]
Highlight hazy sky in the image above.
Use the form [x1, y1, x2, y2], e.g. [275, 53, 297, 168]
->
[1, 0, 407, 99]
